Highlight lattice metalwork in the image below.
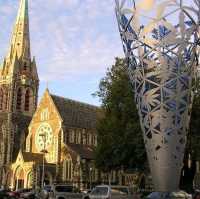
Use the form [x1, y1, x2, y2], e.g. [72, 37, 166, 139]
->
[115, 0, 200, 192]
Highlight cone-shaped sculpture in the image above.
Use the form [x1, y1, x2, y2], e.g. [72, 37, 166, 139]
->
[115, 0, 200, 192]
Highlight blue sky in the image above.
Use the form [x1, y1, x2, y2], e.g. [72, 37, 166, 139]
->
[0, 0, 124, 106]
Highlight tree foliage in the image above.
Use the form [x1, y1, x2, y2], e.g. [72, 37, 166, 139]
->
[190, 92, 200, 159]
[94, 58, 146, 173]
[179, 84, 200, 192]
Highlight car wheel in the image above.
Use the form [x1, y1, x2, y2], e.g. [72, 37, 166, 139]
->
[84, 197, 90, 199]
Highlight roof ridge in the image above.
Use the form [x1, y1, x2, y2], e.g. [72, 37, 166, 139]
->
[22, 151, 42, 155]
[50, 93, 100, 109]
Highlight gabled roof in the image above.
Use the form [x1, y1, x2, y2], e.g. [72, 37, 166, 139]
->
[22, 152, 43, 163]
[68, 143, 94, 160]
[50, 94, 101, 129]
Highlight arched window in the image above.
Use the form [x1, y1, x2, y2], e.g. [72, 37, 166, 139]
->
[87, 133, 90, 145]
[25, 89, 30, 111]
[0, 89, 3, 110]
[63, 158, 73, 181]
[27, 171, 33, 188]
[16, 88, 22, 110]
[70, 130, 75, 143]
[82, 130, 86, 145]
[69, 160, 72, 180]
[3, 91, 8, 111]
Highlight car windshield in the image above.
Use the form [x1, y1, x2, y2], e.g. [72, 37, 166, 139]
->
[90, 187, 108, 196]
[18, 189, 31, 193]
[55, 186, 73, 192]
[44, 186, 51, 192]
[111, 187, 128, 195]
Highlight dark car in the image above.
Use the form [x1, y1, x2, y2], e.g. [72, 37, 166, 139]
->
[20, 189, 36, 199]
[40, 185, 52, 199]
[193, 190, 200, 199]
[8, 190, 21, 198]
[0, 189, 12, 199]
[9, 188, 35, 199]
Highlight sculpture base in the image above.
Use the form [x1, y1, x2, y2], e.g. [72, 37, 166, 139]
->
[146, 191, 192, 199]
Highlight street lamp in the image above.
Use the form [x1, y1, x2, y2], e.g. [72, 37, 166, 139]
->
[39, 133, 48, 189]
[89, 167, 93, 190]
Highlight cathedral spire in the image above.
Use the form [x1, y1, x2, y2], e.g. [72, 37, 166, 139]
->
[8, 0, 30, 60]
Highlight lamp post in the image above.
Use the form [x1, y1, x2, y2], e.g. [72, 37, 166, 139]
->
[89, 167, 93, 190]
[39, 133, 48, 189]
[0, 164, 5, 189]
[0, 158, 3, 188]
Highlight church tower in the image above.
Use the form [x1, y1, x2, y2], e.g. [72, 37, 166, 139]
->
[0, 0, 39, 186]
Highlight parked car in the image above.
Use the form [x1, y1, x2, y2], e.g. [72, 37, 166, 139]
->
[48, 184, 83, 199]
[193, 190, 200, 199]
[85, 185, 133, 199]
[146, 191, 192, 199]
[39, 185, 53, 199]
[82, 189, 91, 199]
[0, 189, 11, 199]
[8, 190, 21, 199]
[20, 189, 36, 199]
[8, 188, 36, 199]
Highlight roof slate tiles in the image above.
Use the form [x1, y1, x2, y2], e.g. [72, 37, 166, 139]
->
[50, 94, 101, 129]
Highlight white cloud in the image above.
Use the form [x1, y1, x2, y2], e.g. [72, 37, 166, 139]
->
[26, 0, 124, 82]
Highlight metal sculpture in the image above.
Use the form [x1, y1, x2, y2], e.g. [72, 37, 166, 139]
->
[115, 0, 200, 192]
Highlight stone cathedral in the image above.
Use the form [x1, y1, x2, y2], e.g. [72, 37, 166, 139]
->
[0, 0, 102, 190]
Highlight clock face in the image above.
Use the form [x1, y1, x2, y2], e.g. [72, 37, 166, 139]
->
[35, 123, 53, 152]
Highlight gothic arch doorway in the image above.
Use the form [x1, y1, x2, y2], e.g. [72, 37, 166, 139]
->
[27, 171, 33, 188]
[5, 171, 11, 187]
[15, 166, 25, 190]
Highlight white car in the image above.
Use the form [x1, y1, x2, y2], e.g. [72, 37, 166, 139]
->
[48, 184, 82, 199]
[146, 191, 192, 199]
[87, 185, 133, 199]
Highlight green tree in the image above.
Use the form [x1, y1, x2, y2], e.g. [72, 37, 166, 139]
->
[180, 87, 200, 193]
[190, 91, 200, 159]
[94, 58, 146, 174]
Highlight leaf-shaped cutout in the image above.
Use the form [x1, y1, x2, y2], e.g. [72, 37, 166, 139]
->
[143, 59, 157, 69]
[143, 37, 158, 47]
[162, 20, 177, 33]
[143, 89, 161, 107]
[158, 54, 168, 68]
[160, 32, 181, 46]
[185, 26, 196, 39]
[138, 0, 155, 11]
[124, 32, 136, 41]
[156, 69, 171, 83]
[131, 11, 140, 35]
